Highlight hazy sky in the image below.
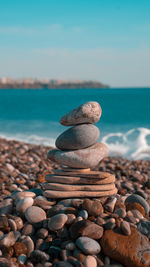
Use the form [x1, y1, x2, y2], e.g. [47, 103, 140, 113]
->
[0, 0, 150, 87]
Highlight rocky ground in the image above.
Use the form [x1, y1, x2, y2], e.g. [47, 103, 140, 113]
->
[0, 137, 150, 267]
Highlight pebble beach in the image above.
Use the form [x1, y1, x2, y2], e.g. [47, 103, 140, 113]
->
[1, 136, 150, 267]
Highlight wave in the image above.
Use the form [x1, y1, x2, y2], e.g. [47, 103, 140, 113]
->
[1, 127, 150, 160]
[102, 128, 150, 160]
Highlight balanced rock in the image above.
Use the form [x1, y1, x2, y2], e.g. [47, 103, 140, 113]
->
[100, 227, 150, 267]
[60, 101, 102, 126]
[55, 124, 100, 150]
[48, 142, 108, 169]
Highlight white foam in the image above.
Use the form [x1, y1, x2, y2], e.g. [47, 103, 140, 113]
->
[102, 127, 150, 159]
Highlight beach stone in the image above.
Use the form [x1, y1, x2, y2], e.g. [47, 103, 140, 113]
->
[76, 236, 101, 255]
[125, 194, 149, 215]
[30, 250, 50, 263]
[48, 142, 108, 168]
[100, 226, 150, 267]
[83, 255, 97, 267]
[78, 209, 88, 219]
[0, 231, 20, 247]
[0, 198, 13, 215]
[13, 242, 28, 256]
[43, 182, 115, 192]
[55, 124, 100, 150]
[120, 221, 131, 235]
[44, 188, 117, 199]
[48, 214, 68, 231]
[17, 254, 27, 265]
[66, 242, 76, 251]
[14, 191, 36, 200]
[82, 199, 103, 216]
[105, 197, 117, 212]
[22, 223, 35, 236]
[21, 236, 34, 257]
[79, 222, 104, 239]
[45, 173, 115, 185]
[60, 101, 102, 126]
[114, 208, 126, 218]
[25, 206, 46, 224]
[16, 197, 34, 214]
[69, 220, 103, 239]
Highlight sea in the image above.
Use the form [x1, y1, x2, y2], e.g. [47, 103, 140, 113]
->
[0, 88, 150, 160]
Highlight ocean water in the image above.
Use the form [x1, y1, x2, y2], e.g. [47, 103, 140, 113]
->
[0, 88, 150, 160]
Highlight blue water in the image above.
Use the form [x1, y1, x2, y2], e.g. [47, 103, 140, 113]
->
[0, 88, 150, 159]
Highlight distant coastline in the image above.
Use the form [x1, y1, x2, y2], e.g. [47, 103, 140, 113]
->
[0, 78, 109, 89]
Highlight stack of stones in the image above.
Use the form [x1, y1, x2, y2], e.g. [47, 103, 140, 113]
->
[43, 101, 117, 198]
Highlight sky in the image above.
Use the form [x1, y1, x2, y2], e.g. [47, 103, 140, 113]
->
[0, 0, 150, 87]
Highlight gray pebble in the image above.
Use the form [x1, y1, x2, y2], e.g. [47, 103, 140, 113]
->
[78, 209, 88, 219]
[76, 237, 101, 255]
[48, 214, 68, 231]
[55, 124, 100, 150]
[120, 221, 131, 235]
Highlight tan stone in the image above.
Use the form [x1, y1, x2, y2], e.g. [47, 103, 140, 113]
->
[48, 142, 108, 169]
[61, 167, 91, 173]
[42, 182, 115, 191]
[43, 187, 117, 198]
[54, 170, 113, 178]
[60, 101, 102, 126]
[100, 227, 150, 267]
[45, 174, 115, 185]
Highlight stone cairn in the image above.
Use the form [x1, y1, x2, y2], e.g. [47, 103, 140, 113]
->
[43, 101, 117, 198]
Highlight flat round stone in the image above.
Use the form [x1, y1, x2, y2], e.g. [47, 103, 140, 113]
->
[25, 206, 46, 224]
[42, 182, 115, 191]
[55, 124, 100, 150]
[76, 236, 101, 255]
[60, 101, 102, 126]
[44, 188, 117, 199]
[45, 174, 115, 185]
[48, 142, 108, 169]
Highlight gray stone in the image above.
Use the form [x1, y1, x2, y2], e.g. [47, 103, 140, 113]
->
[48, 142, 108, 168]
[48, 214, 68, 231]
[120, 221, 131, 235]
[30, 249, 50, 263]
[60, 101, 102, 126]
[56, 124, 100, 150]
[78, 209, 88, 219]
[125, 194, 149, 215]
[25, 206, 46, 224]
[76, 236, 101, 255]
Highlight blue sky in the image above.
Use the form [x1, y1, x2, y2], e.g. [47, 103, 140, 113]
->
[0, 0, 150, 87]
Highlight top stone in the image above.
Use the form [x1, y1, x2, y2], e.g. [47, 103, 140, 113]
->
[60, 101, 102, 126]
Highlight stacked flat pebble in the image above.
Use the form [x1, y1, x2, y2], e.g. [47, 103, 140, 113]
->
[47, 101, 117, 198]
